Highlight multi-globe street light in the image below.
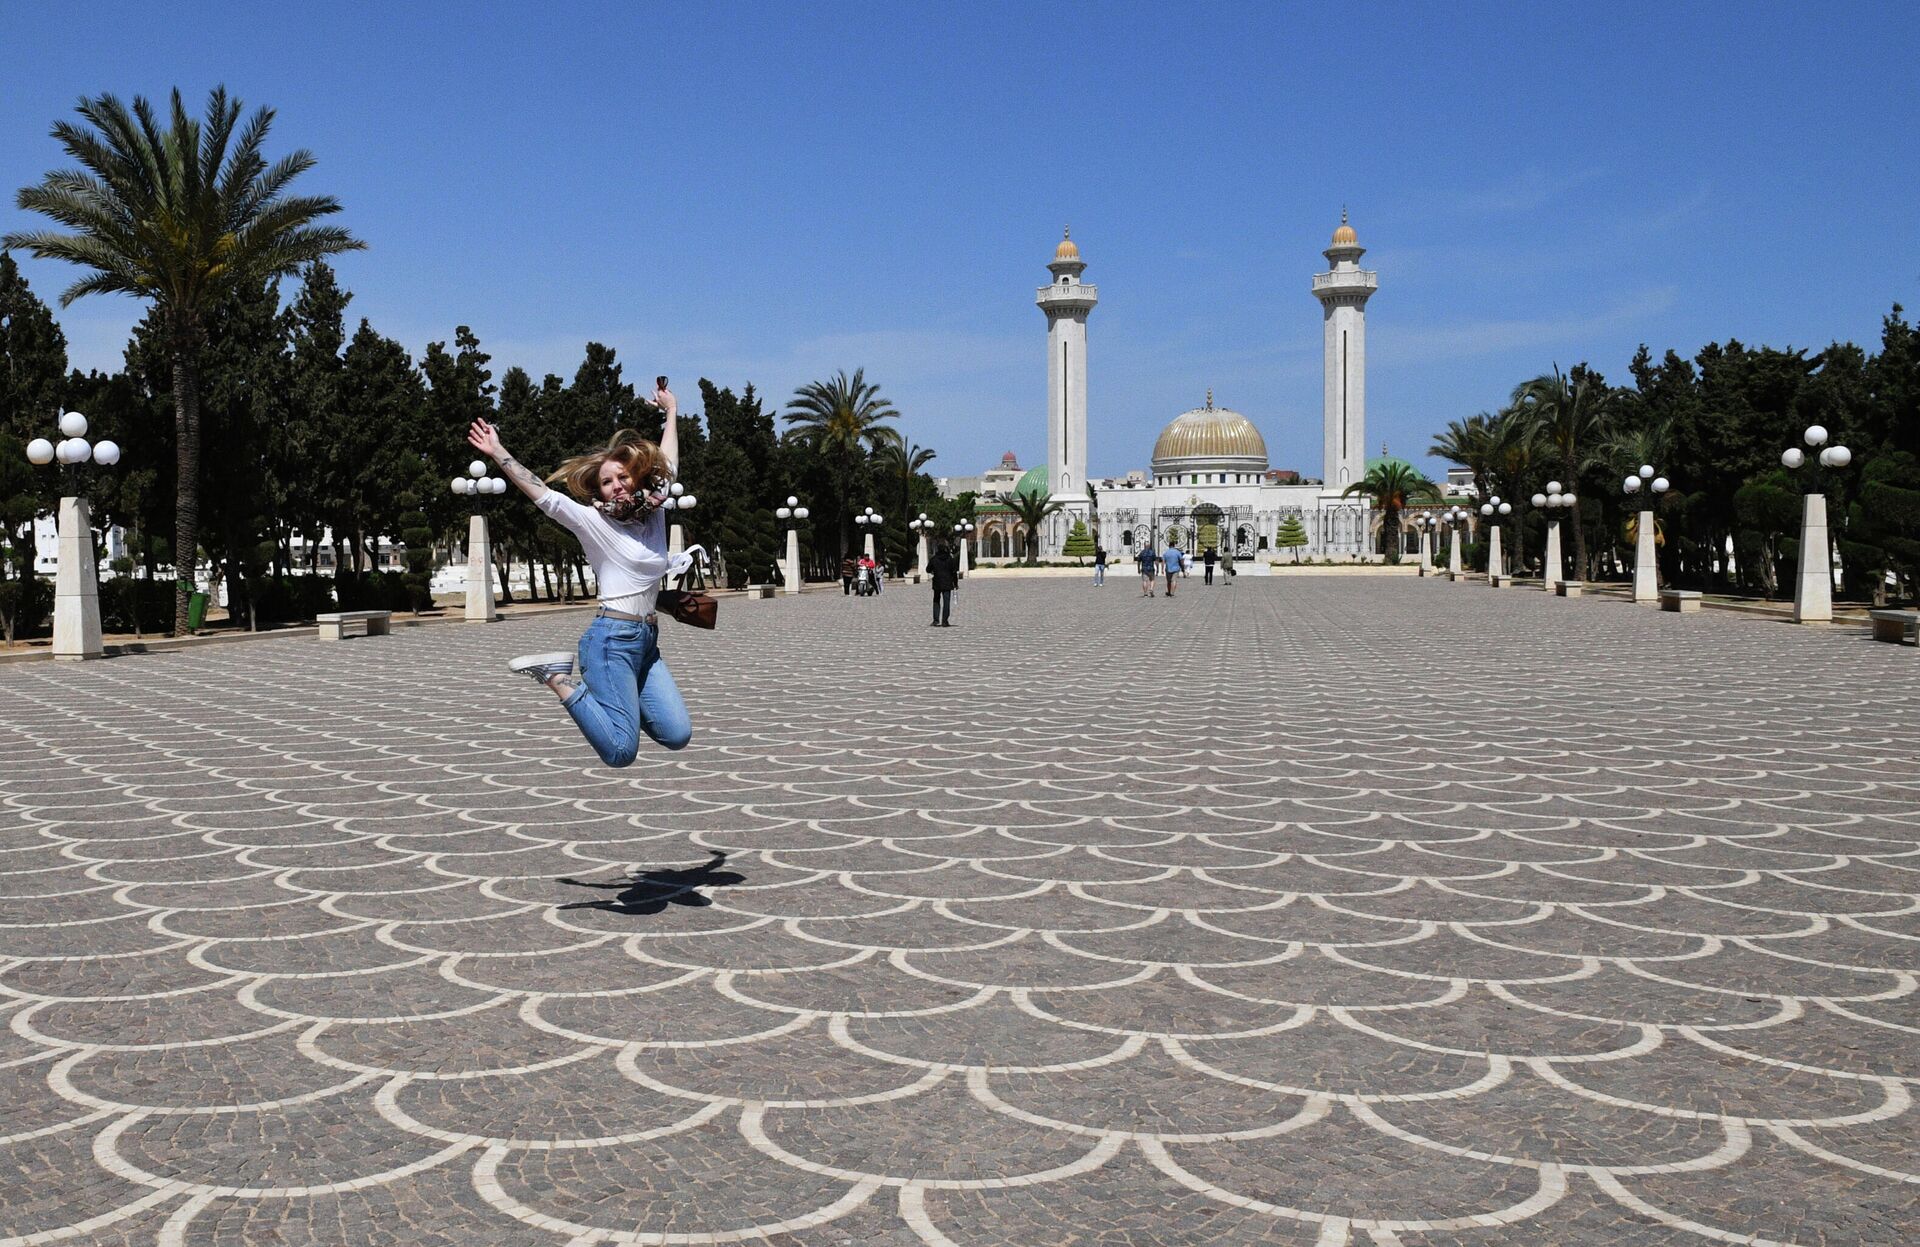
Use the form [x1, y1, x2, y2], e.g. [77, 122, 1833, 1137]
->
[1529, 480, 1576, 590]
[1621, 464, 1671, 603]
[450, 459, 507, 622]
[1442, 505, 1469, 578]
[1781, 425, 1852, 623]
[24, 411, 121, 659]
[1478, 495, 1514, 587]
[853, 505, 884, 565]
[907, 512, 936, 581]
[1413, 512, 1436, 573]
[952, 519, 976, 578]
[774, 495, 809, 595]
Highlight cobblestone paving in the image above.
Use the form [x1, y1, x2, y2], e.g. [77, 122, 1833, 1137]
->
[3, 576, 1918, 1246]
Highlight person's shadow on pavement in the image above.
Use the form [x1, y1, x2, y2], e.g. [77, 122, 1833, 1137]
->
[557, 850, 744, 915]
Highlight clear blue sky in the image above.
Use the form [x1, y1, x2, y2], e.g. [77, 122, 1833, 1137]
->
[5, 2, 1917, 479]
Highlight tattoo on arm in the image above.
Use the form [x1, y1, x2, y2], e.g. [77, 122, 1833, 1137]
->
[497, 455, 548, 500]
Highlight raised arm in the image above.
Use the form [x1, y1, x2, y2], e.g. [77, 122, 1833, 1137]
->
[653, 381, 679, 475]
[468, 419, 549, 502]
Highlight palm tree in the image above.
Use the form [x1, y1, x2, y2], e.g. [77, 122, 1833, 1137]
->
[7, 88, 363, 635]
[1429, 413, 1495, 500]
[996, 489, 1064, 566]
[1511, 364, 1615, 580]
[1342, 460, 1441, 562]
[873, 438, 935, 526]
[783, 368, 900, 561]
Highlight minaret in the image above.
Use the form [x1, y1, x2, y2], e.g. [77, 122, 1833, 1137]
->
[1036, 228, 1097, 514]
[1312, 209, 1378, 490]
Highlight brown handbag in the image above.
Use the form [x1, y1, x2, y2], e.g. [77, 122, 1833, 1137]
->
[656, 587, 718, 629]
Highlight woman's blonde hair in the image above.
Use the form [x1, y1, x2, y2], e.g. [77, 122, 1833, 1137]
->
[546, 430, 672, 501]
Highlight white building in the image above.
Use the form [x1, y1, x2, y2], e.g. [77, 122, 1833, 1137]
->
[967, 215, 1392, 564]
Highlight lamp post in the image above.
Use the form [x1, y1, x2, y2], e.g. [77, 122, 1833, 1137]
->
[659, 480, 698, 557]
[1414, 513, 1434, 574]
[907, 512, 934, 582]
[774, 495, 809, 595]
[1781, 426, 1852, 623]
[1443, 506, 1467, 578]
[25, 411, 120, 659]
[953, 520, 976, 578]
[1529, 481, 1575, 590]
[853, 505, 884, 563]
[450, 460, 507, 622]
[1621, 464, 1670, 604]
[660, 481, 698, 561]
[1478, 496, 1513, 586]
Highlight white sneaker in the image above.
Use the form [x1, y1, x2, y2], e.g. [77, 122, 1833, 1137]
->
[508, 652, 576, 685]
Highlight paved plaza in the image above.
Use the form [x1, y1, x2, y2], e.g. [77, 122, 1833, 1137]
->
[2, 576, 1917, 1246]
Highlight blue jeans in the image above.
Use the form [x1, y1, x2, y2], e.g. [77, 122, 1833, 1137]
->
[1093, 566, 1105, 584]
[562, 615, 692, 766]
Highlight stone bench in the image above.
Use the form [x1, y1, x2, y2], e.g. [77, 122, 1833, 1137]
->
[1869, 609, 1919, 645]
[1556, 581, 1583, 598]
[1488, 571, 1512, 588]
[1659, 589, 1702, 613]
[741, 584, 777, 600]
[315, 610, 392, 640]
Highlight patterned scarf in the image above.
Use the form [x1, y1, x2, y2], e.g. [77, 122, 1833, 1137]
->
[595, 477, 669, 524]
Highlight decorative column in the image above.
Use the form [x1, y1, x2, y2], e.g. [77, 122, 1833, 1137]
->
[1781, 426, 1852, 624]
[1417, 522, 1432, 573]
[1447, 514, 1464, 578]
[955, 521, 975, 578]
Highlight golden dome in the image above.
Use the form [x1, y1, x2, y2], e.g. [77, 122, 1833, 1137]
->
[1330, 207, 1357, 247]
[1053, 227, 1080, 261]
[1151, 398, 1269, 468]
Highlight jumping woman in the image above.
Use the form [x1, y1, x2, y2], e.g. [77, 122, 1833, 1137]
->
[466, 380, 692, 766]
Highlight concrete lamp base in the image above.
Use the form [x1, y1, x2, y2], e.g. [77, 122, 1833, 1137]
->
[53, 496, 104, 660]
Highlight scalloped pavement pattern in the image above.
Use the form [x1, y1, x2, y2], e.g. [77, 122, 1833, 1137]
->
[3, 577, 1918, 1246]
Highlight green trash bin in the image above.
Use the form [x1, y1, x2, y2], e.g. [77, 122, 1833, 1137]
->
[186, 591, 209, 630]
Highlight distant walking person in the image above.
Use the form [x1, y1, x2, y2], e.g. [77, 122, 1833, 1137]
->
[1163, 540, 1184, 596]
[1203, 545, 1218, 585]
[840, 555, 856, 595]
[1221, 546, 1236, 585]
[929, 540, 959, 626]
[1093, 545, 1107, 587]
[1136, 544, 1158, 597]
[467, 380, 693, 768]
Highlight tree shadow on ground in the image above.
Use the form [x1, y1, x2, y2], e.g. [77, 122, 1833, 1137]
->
[556, 851, 745, 916]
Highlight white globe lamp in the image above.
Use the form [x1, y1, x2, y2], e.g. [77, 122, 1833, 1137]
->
[93, 440, 121, 466]
[26, 438, 54, 466]
[58, 411, 88, 438]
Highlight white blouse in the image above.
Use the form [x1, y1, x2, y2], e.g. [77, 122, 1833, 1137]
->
[535, 491, 671, 616]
